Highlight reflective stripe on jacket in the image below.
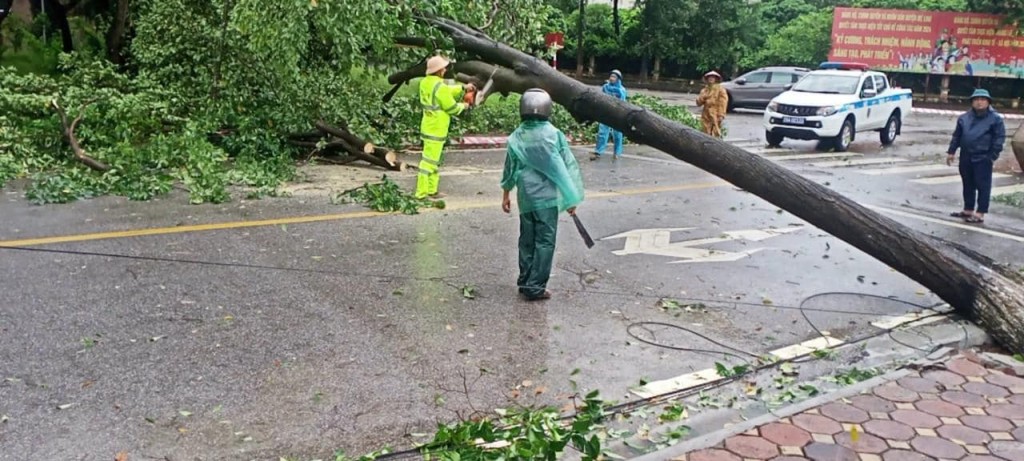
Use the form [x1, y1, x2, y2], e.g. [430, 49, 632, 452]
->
[419, 75, 466, 141]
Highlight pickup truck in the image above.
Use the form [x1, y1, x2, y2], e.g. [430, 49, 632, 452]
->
[763, 62, 913, 152]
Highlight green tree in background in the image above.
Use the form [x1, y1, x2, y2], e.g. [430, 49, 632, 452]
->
[743, 9, 836, 69]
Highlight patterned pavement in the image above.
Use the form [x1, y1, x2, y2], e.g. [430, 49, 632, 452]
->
[675, 354, 1024, 461]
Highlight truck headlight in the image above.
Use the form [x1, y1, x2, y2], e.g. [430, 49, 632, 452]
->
[767, 101, 779, 112]
[817, 106, 838, 116]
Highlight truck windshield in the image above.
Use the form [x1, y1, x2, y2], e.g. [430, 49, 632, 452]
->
[791, 75, 861, 94]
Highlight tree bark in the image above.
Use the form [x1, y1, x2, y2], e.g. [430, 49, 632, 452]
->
[574, 0, 585, 79]
[105, 0, 130, 65]
[51, 99, 110, 172]
[32, 0, 76, 52]
[290, 121, 407, 172]
[394, 16, 1024, 353]
[652, 55, 661, 82]
[587, 55, 595, 76]
[0, 0, 12, 48]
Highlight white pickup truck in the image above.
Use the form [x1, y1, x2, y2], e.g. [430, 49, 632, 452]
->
[763, 62, 913, 152]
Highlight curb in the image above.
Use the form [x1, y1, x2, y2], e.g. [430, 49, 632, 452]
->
[630, 368, 915, 461]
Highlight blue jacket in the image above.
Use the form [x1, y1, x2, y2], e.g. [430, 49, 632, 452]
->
[947, 108, 1006, 163]
[602, 81, 627, 100]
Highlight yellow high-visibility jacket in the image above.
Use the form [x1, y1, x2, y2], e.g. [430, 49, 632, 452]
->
[419, 75, 467, 142]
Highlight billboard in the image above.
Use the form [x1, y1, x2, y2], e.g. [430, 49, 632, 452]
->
[829, 7, 1024, 78]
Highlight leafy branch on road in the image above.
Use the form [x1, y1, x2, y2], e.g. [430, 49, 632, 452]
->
[331, 176, 445, 215]
[993, 192, 1024, 208]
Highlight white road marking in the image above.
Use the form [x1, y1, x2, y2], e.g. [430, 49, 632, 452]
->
[858, 164, 950, 175]
[809, 157, 910, 168]
[632, 336, 845, 399]
[766, 153, 865, 161]
[604, 227, 804, 263]
[631, 305, 957, 399]
[871, 305, 952, 330]
[865, 205, 1024, 243]
[993, 184, 1024, 195]
[746, 148, 793, 155]
[911, 173, 1011, 185]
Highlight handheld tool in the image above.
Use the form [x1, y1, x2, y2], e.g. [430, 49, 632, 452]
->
[474, 67, 499, 107]
[571, 213, 595, 249]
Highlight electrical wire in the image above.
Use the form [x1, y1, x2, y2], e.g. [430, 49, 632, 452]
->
[0, 244, 968, 459]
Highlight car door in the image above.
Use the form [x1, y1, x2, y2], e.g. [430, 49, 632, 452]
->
[870, 75, 891, 128]
[733, 71, 770, 107]
[766, 72, 796, 102]
[855, 76, 876, 131]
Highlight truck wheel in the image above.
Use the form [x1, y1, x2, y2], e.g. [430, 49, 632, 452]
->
[766, 130, 784, 147]
[833, 119, 855, 152]
[879, 113, 900, 146]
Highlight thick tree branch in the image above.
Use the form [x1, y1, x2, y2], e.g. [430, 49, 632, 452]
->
[50, 99, 110, 172]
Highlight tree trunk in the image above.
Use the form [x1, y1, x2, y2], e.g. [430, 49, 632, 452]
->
[1012, 120, 1024, 173]
[394, 17, 1024, 353]
[33, 0, 75, 52]
[0, 0, 11, 49]
[652, 55, 661, 82]
[105, 0, 130, 65]
[639, 53, 649, 83]
[575, 0, 586, 79]
[587, 55, 595, 77]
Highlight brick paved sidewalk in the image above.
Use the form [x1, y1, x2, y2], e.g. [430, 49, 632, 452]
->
[675, 354, 1024, 461]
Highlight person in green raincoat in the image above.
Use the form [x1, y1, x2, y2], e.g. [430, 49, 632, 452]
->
[500, 89, 585, 301]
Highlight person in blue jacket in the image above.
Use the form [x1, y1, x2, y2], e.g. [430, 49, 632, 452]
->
[592, 70, 627, 160]
[947, 89, 1006, 224]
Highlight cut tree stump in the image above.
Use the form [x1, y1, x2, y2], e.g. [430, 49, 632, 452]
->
[391, 15, 1024, 352]
[288, 121, 407, 172]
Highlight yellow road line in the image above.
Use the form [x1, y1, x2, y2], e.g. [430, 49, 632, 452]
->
[0, 181, 727, 247]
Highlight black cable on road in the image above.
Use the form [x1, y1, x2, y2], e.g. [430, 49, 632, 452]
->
[0, 243, 966, 459]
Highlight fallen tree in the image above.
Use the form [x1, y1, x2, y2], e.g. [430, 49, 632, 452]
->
[287, 120, 409, 171]
[392, 16, 1024, 352]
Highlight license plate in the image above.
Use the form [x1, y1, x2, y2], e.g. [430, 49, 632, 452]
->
[783, 116, 806, 125]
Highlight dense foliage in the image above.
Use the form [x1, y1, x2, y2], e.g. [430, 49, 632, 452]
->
[558, 0, 1018, 77]
[0, 0, 705, 205]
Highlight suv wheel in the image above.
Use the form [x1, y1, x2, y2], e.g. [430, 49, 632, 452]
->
[834, 118, 855, 152]
[879, 113, 899, 146]
[766, 130, 784, 148]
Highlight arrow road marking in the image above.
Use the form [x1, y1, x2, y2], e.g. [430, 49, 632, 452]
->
[603, 226, 805, 263]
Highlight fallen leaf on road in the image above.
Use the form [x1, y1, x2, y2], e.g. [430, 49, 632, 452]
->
[534, 386, 547, 396]
[149, 336, 165, 342]
[1, 415, 8, 423]
[178, 410, 192, 417]
[56, 403, 74, 410]
[445, 324, 453, 331]
[115, 451, 129, 461]
[521, 380, 533, 387]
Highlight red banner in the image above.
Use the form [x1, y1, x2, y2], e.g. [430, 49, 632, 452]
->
[829, 7, 1024, 78]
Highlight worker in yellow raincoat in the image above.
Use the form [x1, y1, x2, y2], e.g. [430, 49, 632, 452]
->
[696, 71, 728, 138]
[417, 55, 476, 198]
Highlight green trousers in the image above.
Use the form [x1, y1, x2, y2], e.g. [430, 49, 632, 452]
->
[518, 207, 558, 299]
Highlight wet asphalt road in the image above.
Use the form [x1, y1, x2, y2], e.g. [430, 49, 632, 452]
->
[1, 107, 1022, 460]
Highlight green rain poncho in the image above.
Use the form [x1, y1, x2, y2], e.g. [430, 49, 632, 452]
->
[500, 120, 585, 213]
